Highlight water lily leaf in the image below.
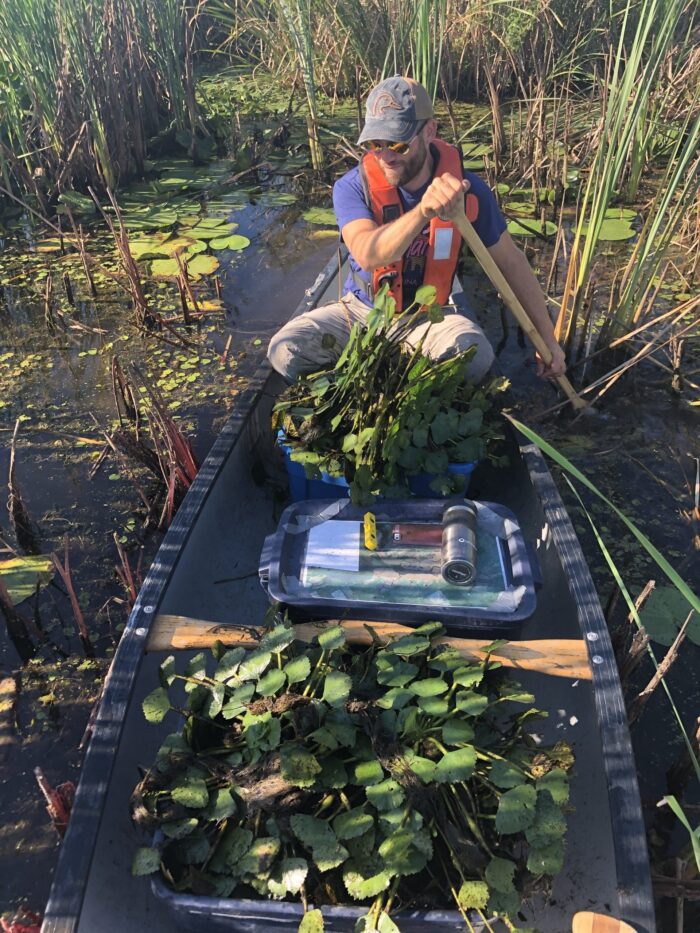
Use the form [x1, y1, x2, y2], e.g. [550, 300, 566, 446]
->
[580, 218, 635, 241]
[536, 768, 570, 805]
[343, 859, 392, 899]
[457, 879, 489, 910]
[452, 666, 484, 688]
[365, 778, 404, 811]
[188, 222, 238, 240]
[256, 668, 287, 696]
[495, 783, 537, 833]
[638, 586, 699, 646]
[131, 846, 160, 876]
[214, 647, 246, 682]
[507, 218, 557, 237]
[209, 826, 253, 873]
[161, 818, 198, 839]
[354, 760, 384, 786]
[281, 743, 322, 788]
[142, 686, 170, 724]
[433, 746, 477, 783]
[527, 837, 565, 875]
[604, 207, 638, 221]
[171, 772, 209, 809]
[489, 759, 525, 789]
[455, 691, 489, 716]
[210, 234, 250, 251]
[203, 788, 237, 821]
[290, 814, 349, 872]
[333, 808, 374, 840]
[298, 909, 324, 933]
[0, 555, 53, 603]
[416, 696, 449, 716]
[284, 655, 311, 684]
[408, 677, 447, 697]
[187, 254, 220, 277]
[237, 650, 272, 681]
[318, 625, 346, 650]
[302, 208, 336, 226]
[442, 718, 475, 745]
[239, 836, 281, 875]
[58, 190, 96, 213]
[259, 625, 296, 653]
[221, 682, 255, 718]
[321, 670, 351, 707]
[268, 858, 308, 899]
[486, 856, 516, 893]
[151, 258, 180, 277]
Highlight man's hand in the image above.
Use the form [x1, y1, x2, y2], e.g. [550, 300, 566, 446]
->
[535, 342, 567, 378]
[420, 173, 469, 222]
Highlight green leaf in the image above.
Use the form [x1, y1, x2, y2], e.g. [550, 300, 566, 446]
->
[378, 827, 431, 875]
[208, 826, 253, 873]
[581, 218, 636, 241]
[376, 660, 418, 687]
[210, 234, 250, 251]
[171, 772, 209, 809]
[489, 759, 526, 789]
[318, 625, 346, 650]
[416, 696, 449, 716]
[284, 655, 311, 684]
[302, 208, 336, 226]
[388, 635, 431, 657]
[0, 555, 53, 603]
[507, 218, 557, 237]
[495, 784, 537, 834]
[290, 814, 349, 872]
[204, 681, 225, 718]
[203, 788, 237, 821]
[257, 668, 287, 696]
[486, 857, 516, 893]
[639, 586, 700, 646]
[142, 686, 170, 724]
[455, 691, 489, 716]
[343, 860, 392, 899]
[281, 743, 322, 788]
[268, 858, 308, 899]
[488, 886, 521, 917]
[333, 808, 374, 840]
[161, 818, 198, 839]
[415, 284, 437, 306]
[131, 846, 161, 876]
[259, 625, 296, 653]
[525, 789, 567, 847]
[240, 836, 281, 874]
[156, 733, 190, 773]
[238, 650, 272, 681]
[442, 718, 475, 745]
[214, 647, 246, 682]
[527, 838, 564, 875]
[365, 778, 404, 811]
[375, 687, 414, 710]
[354, 760, 385, 786]
[433, 746, 477, 783]
[159, 655, 177, 688]
[409, 678, 448, 697]
[400, 751, 436, 784]
[150, 258, 180, 277]
[322, 671, 352, 707]
[457, 879, 489, 910]
[187, 254, 220, 277]
[451, 666, 484, 688]
[377, 912, 401, 933]
[536, 768, 570, 805]
[221, 682, 255, 719]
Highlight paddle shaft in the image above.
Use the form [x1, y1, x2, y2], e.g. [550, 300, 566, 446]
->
[451, 212, 587, 411]
[572, 912, 637, 933]
[147, 614, 591, 681]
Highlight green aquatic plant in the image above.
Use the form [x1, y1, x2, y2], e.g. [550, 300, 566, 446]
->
[275, 286, 509, 503]
[132, 621, 572, 930]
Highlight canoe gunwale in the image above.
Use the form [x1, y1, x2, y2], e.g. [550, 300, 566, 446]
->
[40, 247, 344, 933]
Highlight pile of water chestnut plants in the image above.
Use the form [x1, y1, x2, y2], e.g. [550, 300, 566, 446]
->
[275, 286, 509, 504]
[132, 620, 572, 931]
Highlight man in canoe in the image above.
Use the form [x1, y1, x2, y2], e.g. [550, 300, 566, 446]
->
[267, 75, 566, 384]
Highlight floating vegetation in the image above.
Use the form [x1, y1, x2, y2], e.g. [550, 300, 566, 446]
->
[132, 621, 572, 929]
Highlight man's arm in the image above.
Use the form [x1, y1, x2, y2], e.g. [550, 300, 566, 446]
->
[341, 175, 468, 272]
[487, 231, 566, 377]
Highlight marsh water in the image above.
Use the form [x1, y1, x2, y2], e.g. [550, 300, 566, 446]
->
[0, 137, 698, 924]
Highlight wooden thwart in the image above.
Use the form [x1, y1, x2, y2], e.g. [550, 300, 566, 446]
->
[148, 614, 591, 680]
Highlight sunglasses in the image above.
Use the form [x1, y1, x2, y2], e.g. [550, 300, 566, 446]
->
[363, 122, 427, 155]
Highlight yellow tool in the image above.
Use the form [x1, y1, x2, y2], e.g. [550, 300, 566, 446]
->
[363, 512, 377, 550]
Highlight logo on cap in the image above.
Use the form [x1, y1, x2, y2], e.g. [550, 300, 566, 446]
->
[368, 91, 402, 118]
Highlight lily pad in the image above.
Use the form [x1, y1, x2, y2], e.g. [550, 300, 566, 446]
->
[507, 218, 558, 237]
[638, 586, 699, 645]
[0, 555, 53, 603]
[210, 234, 250, 251]
[580, 218, 636, 241]
[302, 208, 336, 226]
[187, 254, 220, 277]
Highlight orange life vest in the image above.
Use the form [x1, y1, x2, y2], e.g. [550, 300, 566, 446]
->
[359, 138, 479, 311]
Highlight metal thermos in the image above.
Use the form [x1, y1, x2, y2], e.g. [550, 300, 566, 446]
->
[441, 502, 477, 586]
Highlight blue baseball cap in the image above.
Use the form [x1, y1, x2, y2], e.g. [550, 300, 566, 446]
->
[357, 76, 433, 145]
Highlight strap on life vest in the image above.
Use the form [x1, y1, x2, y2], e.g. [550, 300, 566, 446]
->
[357, 138, 479, 311]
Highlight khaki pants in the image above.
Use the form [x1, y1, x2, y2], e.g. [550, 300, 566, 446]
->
[267, 291, 495, 383]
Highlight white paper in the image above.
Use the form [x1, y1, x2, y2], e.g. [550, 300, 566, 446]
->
[304, 521, 361, 572]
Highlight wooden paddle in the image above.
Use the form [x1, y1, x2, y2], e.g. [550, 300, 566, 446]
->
[147, 614, 591, 680]
[572, 911, 638, 933]
[451, 209, 588, 412]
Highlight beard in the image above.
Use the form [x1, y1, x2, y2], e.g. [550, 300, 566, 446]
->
[377, 135, 428, 188]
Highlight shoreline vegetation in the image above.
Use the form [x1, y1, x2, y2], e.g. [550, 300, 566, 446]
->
[0, 0, 698, 928]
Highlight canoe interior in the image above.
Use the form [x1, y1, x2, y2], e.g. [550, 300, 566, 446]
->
[41, 251, 654, 933]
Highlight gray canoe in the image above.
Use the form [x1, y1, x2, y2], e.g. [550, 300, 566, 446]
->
[41, 251, 655, 933]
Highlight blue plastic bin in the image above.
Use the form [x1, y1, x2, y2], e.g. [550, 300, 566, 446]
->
[277, 432, 350, 502]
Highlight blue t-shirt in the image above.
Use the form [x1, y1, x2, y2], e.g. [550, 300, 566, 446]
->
[333, 162, 506, 308]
